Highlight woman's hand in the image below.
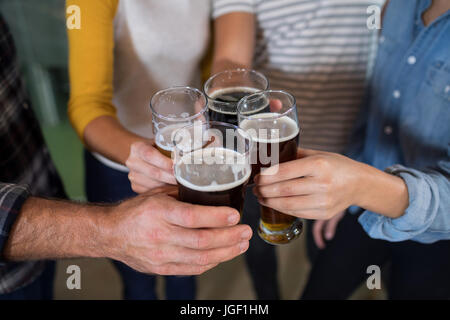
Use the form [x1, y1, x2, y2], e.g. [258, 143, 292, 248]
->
[253, 149, 363, 220]
[126, 141, 177, 193]
[312, 211, 345, 249]
[254, 148, 409, 220]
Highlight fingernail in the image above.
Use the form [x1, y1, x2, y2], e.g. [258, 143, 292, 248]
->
[239, 241, 249, 252]
[241, 229, 252, 240]
[228, 213, 240, 225]
[325, 233, 332, 240]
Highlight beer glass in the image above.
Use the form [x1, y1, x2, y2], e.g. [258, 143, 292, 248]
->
[238, 90, 302, 245]
[150, 86, 208, 158]
[173, 121, 253, 217]
[204, 69, 269, 126]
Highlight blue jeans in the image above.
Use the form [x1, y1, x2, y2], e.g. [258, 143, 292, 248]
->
[84, 150, 196, 300]
[302, 211, 450, 299]
[242, 189, 280, 299]
[0, 261, 55, 300]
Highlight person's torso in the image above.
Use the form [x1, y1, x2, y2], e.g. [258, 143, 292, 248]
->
[251, 0, 384, 153]
[112, 0, 210, 138]
[362, 0, 450, 172]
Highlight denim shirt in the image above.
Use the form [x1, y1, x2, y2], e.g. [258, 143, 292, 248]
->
[347, 0, 450, 243]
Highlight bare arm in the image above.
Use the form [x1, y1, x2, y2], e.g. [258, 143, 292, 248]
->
[212, 12, 256, 74]
[83, 116, 148, 165]
[3, 197, 110, 261]
[3, 189, 252, 275]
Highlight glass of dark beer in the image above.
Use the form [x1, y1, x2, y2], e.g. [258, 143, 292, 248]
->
[173, 122, 253, 218]
[150, 86, 208, 158]
[204, 69, 268, 126]
[238, 90, 302, 245]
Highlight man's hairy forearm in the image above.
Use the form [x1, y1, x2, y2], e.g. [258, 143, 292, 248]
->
[3, 197, 112, 261]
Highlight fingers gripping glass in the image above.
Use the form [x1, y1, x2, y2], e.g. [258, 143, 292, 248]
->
[238, 90, 303, 245]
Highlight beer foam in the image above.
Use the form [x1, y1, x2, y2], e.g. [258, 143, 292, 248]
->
[208, 87, 260, 115]
[155, 123, 188, 151]
[239, 113, 299, 143]
[175, 147, 251, 192]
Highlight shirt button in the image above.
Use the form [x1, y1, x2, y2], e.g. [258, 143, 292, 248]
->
[384, 126, 393, 135]
[23, 102, 29, 109]
[407, 56, 416, 65]
[379, 36, 385, 43]
[393, 90, 401, 99]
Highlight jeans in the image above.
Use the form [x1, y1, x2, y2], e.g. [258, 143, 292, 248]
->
[84, 151, 195, 300]
[242, 189, 280, 300]
[0, 261, 55, 300]
[302, 212, 450, 300]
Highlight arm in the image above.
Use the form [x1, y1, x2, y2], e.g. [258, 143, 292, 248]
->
[3, 196, 109, 261]
[255, 148, 450, 241]
[359, 158, 450, 242]
[1, 184, 252, 275]
[254, 149, 408, 220]
[67, 0, 136, 164]
[67, 0, 174, 188]
[212, 11, 255, 74]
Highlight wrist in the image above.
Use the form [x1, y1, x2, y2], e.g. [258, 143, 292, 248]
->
[90, 203, 127, 262]
[354, 162, 409, 218]
[78, 204, 116, 259]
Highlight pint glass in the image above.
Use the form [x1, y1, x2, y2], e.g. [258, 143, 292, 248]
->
[150, 86, 208, 158]
[238, 90, 302, 245]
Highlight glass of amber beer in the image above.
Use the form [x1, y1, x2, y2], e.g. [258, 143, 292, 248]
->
[238, 90, 302, 245]
[150, 86, 208, 158]
[172, 122, 253, 218]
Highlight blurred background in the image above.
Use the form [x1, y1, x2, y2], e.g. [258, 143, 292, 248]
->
[0, 0, 383, 300]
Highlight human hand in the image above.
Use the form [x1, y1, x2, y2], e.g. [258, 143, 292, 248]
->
[106, 189, 252, 275]
[126, 140, 177, 193]
[312, 210, 345, 249]
[254, 149, 363, 220]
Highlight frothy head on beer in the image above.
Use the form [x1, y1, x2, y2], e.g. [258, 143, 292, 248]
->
[174, 147, 251, 192]
[150, 86, 208, 157]
[237, 90, 300, 175]
[172, 121, 253, 160]
[173, 121, 253, 214]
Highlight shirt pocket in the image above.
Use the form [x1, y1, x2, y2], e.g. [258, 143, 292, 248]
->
[409, 61, 450, 147]
[425, 60, 450, 102]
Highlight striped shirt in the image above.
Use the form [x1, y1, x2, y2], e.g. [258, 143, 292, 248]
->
[213, 0, 384, 153]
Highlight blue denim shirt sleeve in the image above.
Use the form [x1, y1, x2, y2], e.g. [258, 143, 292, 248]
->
[358, 159, 450, 243]
[348, 0, 450, 243]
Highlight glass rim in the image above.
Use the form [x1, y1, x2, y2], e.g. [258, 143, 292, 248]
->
[150, 86, 208, 122]
[237, 89, 297, 121]
[203, 68, 269, 105]
[172, 120, 254, 157]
